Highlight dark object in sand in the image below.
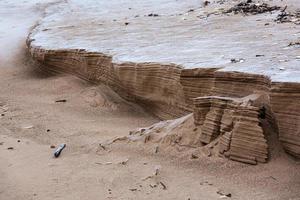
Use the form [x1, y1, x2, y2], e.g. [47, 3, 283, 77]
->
[159, 181, 167, 190]
[226, 0, 280, 15]
[148, 13, 159, 17]
[54, 144, 66, 157]
[288, 41, 300, 47]
[55, 99, 67, 103]
[275, 7, 300, 24]
[203, 1, 210, 7]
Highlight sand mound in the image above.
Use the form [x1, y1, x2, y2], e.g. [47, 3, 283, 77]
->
[104, 93, 283, 165]
[81, 86, 123, 110]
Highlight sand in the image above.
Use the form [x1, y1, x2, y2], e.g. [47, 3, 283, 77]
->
[0, 0, 300, 200]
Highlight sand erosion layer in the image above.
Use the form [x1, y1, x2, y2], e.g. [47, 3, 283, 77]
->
[27, 0, 300, 164]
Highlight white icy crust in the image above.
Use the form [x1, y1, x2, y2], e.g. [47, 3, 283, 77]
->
[29, 0, 300, 82]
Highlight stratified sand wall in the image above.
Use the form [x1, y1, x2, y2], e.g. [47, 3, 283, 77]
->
[271, 82, 300, 158]
[27, 45, 300, 159]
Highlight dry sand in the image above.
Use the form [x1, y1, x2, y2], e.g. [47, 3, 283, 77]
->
[0, 1, 300, 200]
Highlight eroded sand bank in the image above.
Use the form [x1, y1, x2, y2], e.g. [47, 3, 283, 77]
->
[27, 0, 300, 160]
[1, 0, 300, 199]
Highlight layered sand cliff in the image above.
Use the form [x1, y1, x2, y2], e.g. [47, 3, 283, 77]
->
[27, 0, 300, 163]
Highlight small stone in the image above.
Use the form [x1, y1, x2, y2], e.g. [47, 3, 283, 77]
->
[119, 158, 129, 165]
[191, 154, 199, 159]
[149, 184, 157, 188]
[155, 146, 159, 153]
[50, 145, 55, 149]
[7, 147, 14, 150]
[203, 1, 210, 7]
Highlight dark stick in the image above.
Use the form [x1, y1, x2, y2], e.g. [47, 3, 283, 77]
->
[54, 144, 66, 157]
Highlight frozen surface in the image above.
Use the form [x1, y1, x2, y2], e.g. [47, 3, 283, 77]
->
[29, 0, 300, 82]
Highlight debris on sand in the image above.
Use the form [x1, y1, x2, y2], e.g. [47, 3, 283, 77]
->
[54, 143, 66, 158]
[149, 184, 157, 188]
[7, 147, 14, 150]
[275, 7, 300, 24]
[23, 125, 34, 129]
[142, 165, 161, 180]
[217, 189, 232, 198]
[159, 181, 167, 190]
[226, 0, 280, 15]
[203, 1, 210, 7]
[119, 158, 129, 165]
[148, 13, 159, 17]
[95, 161, 113, 165]
[55, 99, 67, 103]
[230, 58, 245, 63]
[288, 41, 300, 47]
[99, 143, 106, 150]
[154, 146, 159, 153]
[191, 153, 199, 159]
[95, 159, 128, 165]
[154, 165, 160, 176]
